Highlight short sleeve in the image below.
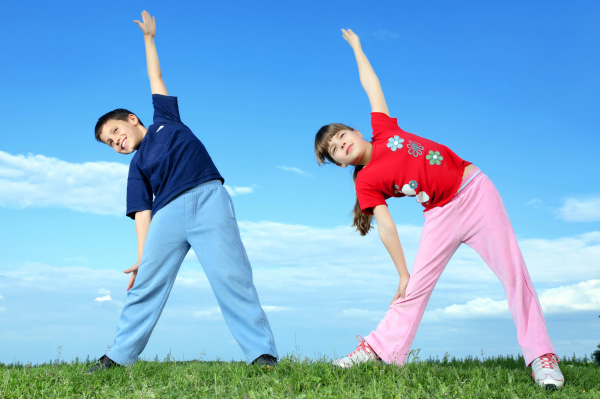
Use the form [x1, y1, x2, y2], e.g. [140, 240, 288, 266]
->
[355, 176, 387, 215]
[126, 162, 153, 220]
[371, 112, 403, 141]
[153, 94, 182, 125]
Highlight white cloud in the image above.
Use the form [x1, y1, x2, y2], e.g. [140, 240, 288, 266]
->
[1, 222, 599, 364]
[425, 279, 600, 321]
[368, 29, 400, 40]
[426, 297, 509, 321]
[341, 308, 385, 321]
[519, 232, 600, 283]
[95, 295, 112, 303]
[0, 150, 127, 215]
[224, 184, 254, 196]
[0, 308, 5, 312]
[0, 151, 260, 213]
[277, 166, 312, 177]
[538, 279, 600, 313]
[193, 307, 222, 319]
[556, 197, 600, 222]
[263, 306, 291, 313]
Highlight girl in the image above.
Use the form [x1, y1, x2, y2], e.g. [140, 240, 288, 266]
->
[314, 29, 564, 390]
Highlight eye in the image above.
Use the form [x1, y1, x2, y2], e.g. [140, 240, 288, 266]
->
[340, 133, 345, 138]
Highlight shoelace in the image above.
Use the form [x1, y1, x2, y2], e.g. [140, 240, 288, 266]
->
[348, 335, 371, 356]
[538, 354, 559, 369]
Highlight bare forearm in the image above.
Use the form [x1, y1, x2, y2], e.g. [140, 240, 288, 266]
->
[143, 35, 168, 95]
[373, 205, 409, 277]
[342, 29, 389, 115]
[353, 48, 382, 100]
[134, 210, 152, 260]
[379, 227, 410, 278]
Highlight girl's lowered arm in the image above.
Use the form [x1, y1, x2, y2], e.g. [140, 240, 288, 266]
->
[342, 29, 389, 116]
[373, 204, 410, 303]
[134, 10, 168, 96]
[124, 210, 152, 291]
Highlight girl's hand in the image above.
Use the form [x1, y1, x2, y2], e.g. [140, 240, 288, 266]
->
[390, 274, 410, 304]
[134, 10, 156, 37]
[124, 260, 141, 291]
[341, 29, 361, 50]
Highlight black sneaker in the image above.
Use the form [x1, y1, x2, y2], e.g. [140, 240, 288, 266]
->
[86, 355, 120, 374]
[252, 354, 277, 367]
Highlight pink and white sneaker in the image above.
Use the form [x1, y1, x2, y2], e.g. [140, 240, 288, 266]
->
[531, 354, 564, 389]
[334, 335, 381, 368]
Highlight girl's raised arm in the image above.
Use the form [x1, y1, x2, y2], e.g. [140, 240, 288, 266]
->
[342, 29, 389, 116]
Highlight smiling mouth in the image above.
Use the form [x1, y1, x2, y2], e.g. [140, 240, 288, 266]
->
[121, 138, 127, 150]
[346, 144, 353, 155]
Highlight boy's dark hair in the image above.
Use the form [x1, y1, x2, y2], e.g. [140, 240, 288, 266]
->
[94, 109, 145, 142]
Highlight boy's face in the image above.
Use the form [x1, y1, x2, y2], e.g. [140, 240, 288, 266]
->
[98, 115, 145, 154]
[328, 129, 370, 167]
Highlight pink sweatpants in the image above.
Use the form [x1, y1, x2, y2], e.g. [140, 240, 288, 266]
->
[365, 169, 555, 366]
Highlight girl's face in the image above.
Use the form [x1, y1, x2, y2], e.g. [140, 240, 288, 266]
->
[328, 129, 372, 167]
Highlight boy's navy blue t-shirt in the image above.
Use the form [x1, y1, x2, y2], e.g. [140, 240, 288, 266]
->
[126, 94, 223, 219]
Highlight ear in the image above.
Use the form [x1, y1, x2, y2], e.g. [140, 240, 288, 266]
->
[354, 129, 363, 139]
[128, 114, 139, 126]
[337, 163, 347, 168]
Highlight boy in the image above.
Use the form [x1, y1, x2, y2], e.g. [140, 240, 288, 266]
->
[87, 10, 277, 372]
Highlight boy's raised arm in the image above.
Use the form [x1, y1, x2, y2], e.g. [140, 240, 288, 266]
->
[341, 29, 389, 116]
[134, 10, 168, 96]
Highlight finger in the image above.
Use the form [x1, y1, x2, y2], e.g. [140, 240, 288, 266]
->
[123, 264, 138, 274]
[134, 20, 142, 28]
[126, 272, 137, 291]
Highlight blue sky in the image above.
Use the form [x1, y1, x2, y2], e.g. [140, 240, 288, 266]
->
[1, 0, 599, 365]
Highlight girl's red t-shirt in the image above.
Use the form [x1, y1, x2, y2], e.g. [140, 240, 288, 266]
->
[355, 113, 471, 215]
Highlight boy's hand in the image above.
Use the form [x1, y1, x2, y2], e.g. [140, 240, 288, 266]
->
[134, 10, 156, 37]
[390, 274, 410, 304]
[124, 260, 141, 291]
[341, 29, 361, 50]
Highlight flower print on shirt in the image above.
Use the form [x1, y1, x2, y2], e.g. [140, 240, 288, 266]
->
[426, 150, 444, 165]
[397, 180, 429, 204]
[407, 140, 424, 157]
[387, 136, 404, 151]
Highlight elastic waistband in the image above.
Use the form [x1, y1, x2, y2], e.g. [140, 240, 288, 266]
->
[456, 167, 481, 195]
[189, 178, 222, 192]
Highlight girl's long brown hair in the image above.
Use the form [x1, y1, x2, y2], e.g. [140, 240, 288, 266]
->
[352, 165, 373, 236]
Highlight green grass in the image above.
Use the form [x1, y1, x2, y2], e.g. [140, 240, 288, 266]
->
[1, 355, 598, 398]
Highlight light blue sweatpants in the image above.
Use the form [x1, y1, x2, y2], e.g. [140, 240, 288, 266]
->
[106, 180, 277, 364]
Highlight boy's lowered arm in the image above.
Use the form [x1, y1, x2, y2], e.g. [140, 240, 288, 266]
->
[342, 29, 389, 116]
[123, 209, 152, 291]
[135, 10, 168, 96]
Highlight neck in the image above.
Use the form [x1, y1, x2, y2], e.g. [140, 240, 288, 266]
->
[357, 143, 373, 166]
